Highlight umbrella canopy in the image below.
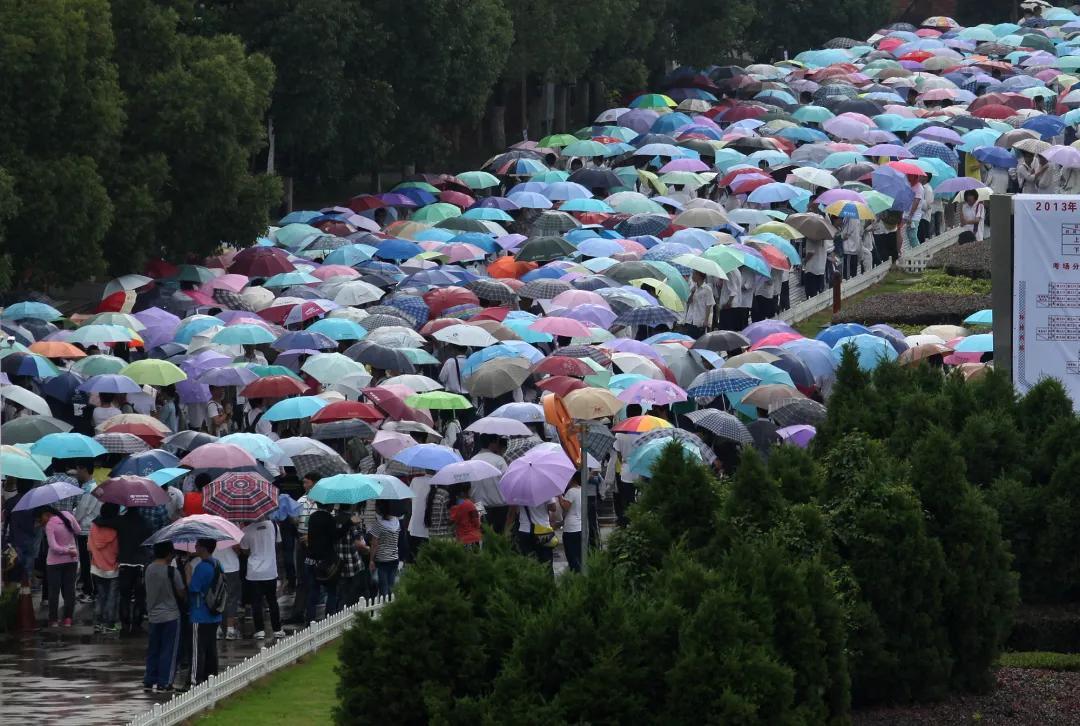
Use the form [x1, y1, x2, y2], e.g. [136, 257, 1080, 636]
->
[308, 474, 382, 504]
[498, 442, 576, 506]
[202, 471, 278, 522]
[92, 475, 171, 507]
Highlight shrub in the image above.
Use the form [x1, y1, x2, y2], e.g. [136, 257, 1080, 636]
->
[910, 269, 992, 295]
[928, 239, 991, 279]
[832, 291, 991, 326]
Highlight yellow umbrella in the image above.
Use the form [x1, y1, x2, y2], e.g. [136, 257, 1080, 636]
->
[636, 169, 668, 195]
[563, 388, 624, 420]
[825, 201, 875, 221]
[751, 221, 803, 239]
[631, 278, 686, 312]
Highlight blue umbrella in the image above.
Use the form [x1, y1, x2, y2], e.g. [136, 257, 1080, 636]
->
[32, 433, 107, 459]
[1, 301, 63, 321]
[385, 295, 430, 325]
[373, 238, 424, 261]
[371, 475, 417, 500]
[1022, 115, 1066, 139]
[306, 318, 368, 341]
[147, 467, 190, 485]
[964, 309, 993, 326]
[273, 331, 338, 352]
[871, 166, 915, 210]
[213, 324, 276, 346]
[2, 352, 60, 379]
[323, 244, 377, 267]
[41, 370, 85, 402]
[78, 373, 143, 394]
[816, 323, 872, 347]
[112, 449, 182, 476]
[308, 473, 383, 504]
[747, 182, 803, 204]
[627, 437, 702, 477]
[264, 396, 328, 422]
[391, 443, 462, 471]
[12, 478, 80, 509]
[973, 146, 1017, 169]
[831, 334, 899, 370]
[955, 333, 994, 353]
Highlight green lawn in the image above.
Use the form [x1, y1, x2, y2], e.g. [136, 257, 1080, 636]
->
[998, 651, 1080, 671]
[195, 642, 341, 725]
[793, 270, 922, 337]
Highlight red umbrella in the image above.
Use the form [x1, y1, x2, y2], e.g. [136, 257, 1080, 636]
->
[887, 160, 926, 176]
[533, 356, 595, 377]
[749, 332, 804, 350]
[471, 307, 510, 322]
[92, 476, 171, 508]
[229, 247, 294, 277]
[145, 259, 178, 279]
[258, 301, 333, 324]
[420, 318, 463, 335]
[203, 471, 278, 523]
[972, 104, 1018, 120]
[718, 168, 771, 187]
[362, 387, 435, 426]
[349, 194, 387, 212]
[310, 400, 385, 423]
[439, 190, 475, 208]
[535, 376, 589, 396]
[97, 290, 136, 314]
[100, 423, 165, 447]
[241, 375, 307, 399]
[424, 286, 480, 316]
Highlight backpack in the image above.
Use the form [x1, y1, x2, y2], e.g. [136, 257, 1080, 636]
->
[203, 561, 228, 615]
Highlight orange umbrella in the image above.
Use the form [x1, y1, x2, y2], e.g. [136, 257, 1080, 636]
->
[487, 256, 537, 279]
[29, 341, 87, 359]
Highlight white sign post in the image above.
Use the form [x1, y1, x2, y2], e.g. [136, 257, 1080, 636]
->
[1012, 194, 1080, 407]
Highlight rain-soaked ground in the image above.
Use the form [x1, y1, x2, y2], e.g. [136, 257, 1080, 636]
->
[0, 598, 288, 725]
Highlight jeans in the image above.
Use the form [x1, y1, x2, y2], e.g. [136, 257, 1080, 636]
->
[46, 562, 76, 621]
[563, 531, 582, 573]
[304, 563, 338, 622]
[375, 562, 398, 597]
[144, 619, 180, 688]
[249, 579, 281, 633]
[93, 575, 118, 625]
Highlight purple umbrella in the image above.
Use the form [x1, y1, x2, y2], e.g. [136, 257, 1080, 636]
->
[430, 459, 503, 486]
[823, 116, 871, 140]
[618, 379, 688, 406]
[79, 374, 143, 394]
[777, 425, 816, 448]
[871, 166, 915, 211]
[197, 366, 259, 387]
[601, 338, 665, 361]
[180, 349, 233, 375]
[498, 443, 576, 506]
[176, 379, 212, 404]
[742, 319, 799, 343]
[863, 144, 913, 158]
[618, 109, 660, 135]
[92, 475, 171, 507]
[913, 126, 963, 145]
[134, 307, 181, 329]
[377, 192, 419, 208]
[472, 197, 520, 212]
[12, 480, 84, 511]
[496, 233, 527, 250]
[933, 177, 988, 195]
[814, 188, 867, 206]
[559, 304, 617, 329]
[140, 324, 178, 350]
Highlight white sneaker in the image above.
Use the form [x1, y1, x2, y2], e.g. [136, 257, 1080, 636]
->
[225, 627, 239, 640]
[272, 630, 286, 638]
[253, 630, 265, 639]
[217, 627, 225, 639]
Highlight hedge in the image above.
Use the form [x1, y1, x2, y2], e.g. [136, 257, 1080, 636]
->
[832, 290, 991, 326]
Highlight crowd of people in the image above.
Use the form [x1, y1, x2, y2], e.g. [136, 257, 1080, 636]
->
[1, 8, 1071, 697]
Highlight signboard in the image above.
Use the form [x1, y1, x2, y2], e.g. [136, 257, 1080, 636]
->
[1012, 194, 1080, 405]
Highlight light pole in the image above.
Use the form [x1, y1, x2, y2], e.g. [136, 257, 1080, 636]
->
[577, 423, 589, 572]
[0, 334, 14, 590]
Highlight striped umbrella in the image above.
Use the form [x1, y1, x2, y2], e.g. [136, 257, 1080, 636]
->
[202, 471, 279, 522]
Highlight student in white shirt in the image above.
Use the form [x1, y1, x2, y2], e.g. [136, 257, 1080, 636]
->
[681, 270, 714, 339]
[240, 520, 284, 639]
[407, 474, 433, 560]
[437, 346, 467, 394]
[960, 190, 985, 242]
[471, 436, 508, 531]
[802, 237, 828, 298]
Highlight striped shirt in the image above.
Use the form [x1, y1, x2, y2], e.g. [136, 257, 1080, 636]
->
[370, 518, 400, 563]
[296, 495, 318, 535]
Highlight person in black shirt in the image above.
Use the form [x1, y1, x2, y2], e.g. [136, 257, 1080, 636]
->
[304, 503, 340, 622]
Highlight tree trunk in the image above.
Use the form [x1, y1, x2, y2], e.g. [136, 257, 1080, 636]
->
[370, 168, 381, 194]
[554, 83, 568, 134]
[541, 78, 555, 138]
[581, 80, 592, 127]
[266, 116, 275, 174]
[520, 73, 529, 140]
[491, 81, 507, 151]
[282, 176, 293, 214]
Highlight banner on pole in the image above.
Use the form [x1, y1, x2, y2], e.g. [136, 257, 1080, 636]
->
[1012, 194, 1080, 407]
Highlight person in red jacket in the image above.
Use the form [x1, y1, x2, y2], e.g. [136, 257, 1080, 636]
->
[449, 485, 482, 550]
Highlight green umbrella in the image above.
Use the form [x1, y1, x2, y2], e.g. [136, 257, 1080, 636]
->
[394, 181, 440, 193]
[644, 260, 690, 302]
[0, 415, 73, 444]
[562, 140, 609, 157]
[457, 171, 500, 189]
[792, 105, 834, 123]
[516, 236, 577, 262]
[862, 191, 895, 214]
[0, 445, 48, 480]
[175, 265, 216, 284]
[672, 254, 726, 278]
[399, 348, 441, 365]
[702, 245, 747, 274]
[120, 359, 187, 386]
[248, 364, 304, 380]
[405, 391, 473, 410]
[70, 354, 128, 376]
[412, 203, 462, 223]
[530, 170, 569, 183]
[538, 134, 578, 148]
[300, 353, 365, 384]
[605, 193, 667, 215]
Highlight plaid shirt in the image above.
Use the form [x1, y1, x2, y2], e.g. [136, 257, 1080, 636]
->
[335, 524, 367, 578]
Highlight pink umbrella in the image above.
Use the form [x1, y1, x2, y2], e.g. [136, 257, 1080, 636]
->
[465, 416, 533, 436]
[824, 116, 869, 140]
[659, 158, 710, 173]
[528, 317, 592, 338]
[201, 274, 249, 293]
[372, 430, 417, 458]
[615, 239, 648, 255]
[498, 442, 576, 506]
[864, 144, 913, 158]
[617, 379, 688, 407]
[431, 459, 503, 486]
[440, 243, 487, 263]
[1042, 145, 1080, 169]
[814, 189, 867, 206]
[556, 304, 617, 328]
[600, 338, 665, 362]
[550, 289, 608, 309]
[311, 265, 360, 281]
[179, 443, 258, 469]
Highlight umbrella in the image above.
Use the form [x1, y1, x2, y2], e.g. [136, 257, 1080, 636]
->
[202, 471, 278, 522]
[120, 360, 187, 386]
[264, 396, 328, 422]
[684, 408, 754, 445]
[466, 358, 531, 398]
[143, 517, 238, 545]
[769, 399, 828, 427]
[31, 432, 107, 460]
[563, 388, 625, 419]
[464, 416, 533, 437]
[94, 432, 153, 454]
[2, 385, 53, 416]
[618, 379, 687, 407]
[498, 442, 576, 506]
[431, 460, 503, 486]
[11, 476, 80, 509]
[0, 415, 72, 444]
[392, 443, 462, 471]
[344, 341, 417, 374]
[778, 425, 817, 448]
[92, 475, 171, 507]
[371, 475, 417, 500]
[179, 443, 257, 469]
[308, 474, 382, 504]
[488, 402, 545, 422]
[687, 368, 759, 397]
[111, 449, 181, 476]
[627, 437, 703, 477]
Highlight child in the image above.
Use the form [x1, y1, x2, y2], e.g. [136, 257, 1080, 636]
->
[449, 485, 482, 550]
[89, 503, 121, 633]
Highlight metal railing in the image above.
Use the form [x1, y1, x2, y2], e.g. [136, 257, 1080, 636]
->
[128, 597, 389, 726]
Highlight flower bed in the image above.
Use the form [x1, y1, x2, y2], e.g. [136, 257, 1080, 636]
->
[928, 240, 991, 279]
[833, 291, 991, 327]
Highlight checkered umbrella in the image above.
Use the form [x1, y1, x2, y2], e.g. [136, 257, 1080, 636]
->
[613, 306, 679, 329]
[312, 420, 377, 441]
[365, 305, 416, 323]
[769, 398, 828, 427]
[581, 423, 615, 463]
[615, 213, 671, 238]
[468, 279, 519, 304]
[571, 275, 620, 291]
[686, 368, 760, 398]
[290, 451, 351, 478]
[504, 435, 544, 463]
[203, 471, 278, 523]
[813, 84, 857, 103]
[385, 295, 430, 325]
[358, 313, 414, 331]
[212, 289, 257, 313]
[907, 140, 959, 166]
[555, 345, 613, 367]
[384, 459, 429, 477]
[684, 408, 754, 446]
[632, 427, 717, 464]
[519, 279, 573, 300]
[441, 304, 484, 319]
[531, 211, 580, 237]
[824, 37, 860, 49]
[94, 432, 152, 454]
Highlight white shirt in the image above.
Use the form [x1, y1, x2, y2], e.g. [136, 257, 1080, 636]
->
[614, 432, 639, 484]
[803, 239, 827, 275]
[561, 487, 582, 533]
[984, 166, 1010, 194]
[216, 544, 240, 574]
[437, 356, 466, 394]
[93, 406, 122, 427]
[841, 218, 862, 255]
[517, 500, 553, 534]
[408, 475, 433, 538]
[470, 451, 507, 507]
[683, 281, 715, 327]
[240, 520, 280, 581]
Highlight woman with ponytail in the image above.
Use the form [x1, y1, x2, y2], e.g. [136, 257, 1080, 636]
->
[37, 505, 80, 627]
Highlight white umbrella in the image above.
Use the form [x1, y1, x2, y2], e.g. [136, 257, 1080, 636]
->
[332, 281, 384, 306]
[382, 374, 443, 392]
[432, 324, 499, 348]
[103, 274, 154, 297]
[1, 385, 52, 416]
[367, 326, 426, 348]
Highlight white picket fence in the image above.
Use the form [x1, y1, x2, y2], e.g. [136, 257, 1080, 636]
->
[128, 597, 389, 726]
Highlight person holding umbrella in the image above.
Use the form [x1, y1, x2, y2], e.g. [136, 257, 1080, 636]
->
[38, 505, 80, 627]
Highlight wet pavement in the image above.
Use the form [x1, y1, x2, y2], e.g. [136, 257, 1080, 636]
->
[0, 601, 279, 725]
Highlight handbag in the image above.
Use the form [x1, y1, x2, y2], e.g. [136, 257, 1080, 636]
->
[314, 557, 341, 583]
[524, 507, 559, 549]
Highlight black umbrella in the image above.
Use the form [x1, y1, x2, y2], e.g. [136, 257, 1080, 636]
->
[568, 168, 624, 190]
[769, 399, 828, 427]
[629, 133, 678, 148]
[571, 275, 620, 291]
[692, 330, 751, 353]
[163, 430, 219, 453]
[831, 99, 884, 117]
[746, 419, 780, 456]
[344, 340, 417, 374]
[516, 236, 576, 262]
[604, 261, 662, 284]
